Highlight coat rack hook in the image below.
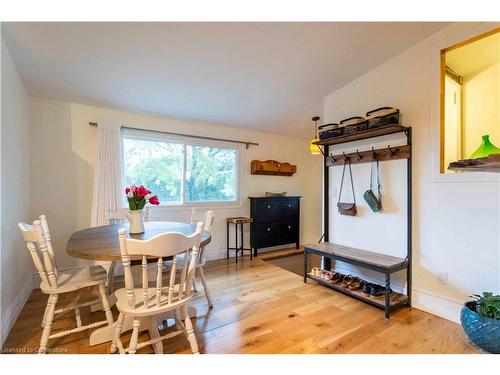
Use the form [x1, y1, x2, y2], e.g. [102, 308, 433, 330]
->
[388, 145, 395, 158]
[356, 149, 362, 160]
[371, 147, 376, 160]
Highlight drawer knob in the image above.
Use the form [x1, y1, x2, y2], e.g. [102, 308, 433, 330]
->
[288, 225, 291, 229]
[288, 204, 291, 208]
[267, 227, 271, 231]
[267, 205, 271, 208]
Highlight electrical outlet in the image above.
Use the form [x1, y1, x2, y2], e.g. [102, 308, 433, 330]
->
[437, 271, 448, 285]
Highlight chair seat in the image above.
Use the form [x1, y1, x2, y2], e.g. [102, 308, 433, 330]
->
[114, 286, 191, 317]
[40, 265, 107, 294]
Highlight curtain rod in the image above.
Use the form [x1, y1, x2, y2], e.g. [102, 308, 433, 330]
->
[88, 121, 259, 149]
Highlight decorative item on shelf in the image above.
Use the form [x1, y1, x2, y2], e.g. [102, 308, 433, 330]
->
[124, 185, 160, 234]
[318, 122, 343, 140]
[469, 135, 500, 159]
[265, 191, 287, 197]
[340, 116, 369, 135]
[251, 160, 297, 176]
[365, 107, 400, 129]
[461, 292, 500, 353]
[309, 116, 322, 154]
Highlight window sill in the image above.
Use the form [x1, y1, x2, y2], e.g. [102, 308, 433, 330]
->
[150, 201, 243, 211]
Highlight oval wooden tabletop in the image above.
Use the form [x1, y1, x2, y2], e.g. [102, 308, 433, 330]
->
[67, 221, 211, 262]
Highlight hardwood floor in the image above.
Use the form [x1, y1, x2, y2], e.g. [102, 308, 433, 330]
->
[3, 257, 479, 354]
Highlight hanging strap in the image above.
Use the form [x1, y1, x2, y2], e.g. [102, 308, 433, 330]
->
[338, 158, 356, 204]
[369, 155, 381, 199]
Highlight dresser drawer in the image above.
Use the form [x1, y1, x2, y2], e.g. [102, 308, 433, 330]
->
[280, 221, 298, 243]
[254, 223, 280, 247]
[279, 199, 299, 220]
[255, 199, 279, 223]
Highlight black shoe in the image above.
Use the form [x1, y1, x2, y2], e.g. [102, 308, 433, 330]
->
[369, 284, 385, 298]
[361, 282, 373, 296]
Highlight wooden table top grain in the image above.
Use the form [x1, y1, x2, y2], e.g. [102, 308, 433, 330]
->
[66, 221, 211, 261]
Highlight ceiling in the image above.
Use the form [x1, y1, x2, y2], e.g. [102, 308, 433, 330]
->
[3, 22, 448, 137]
[446, 30, 499, 77]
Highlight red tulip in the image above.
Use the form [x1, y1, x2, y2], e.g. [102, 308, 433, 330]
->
[149, 195, 160, 205]
[136, 185, 147, 198]
[125, 187, 130, 194]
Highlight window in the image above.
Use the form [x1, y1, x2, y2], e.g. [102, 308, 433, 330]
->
[122, 129, 239, 205]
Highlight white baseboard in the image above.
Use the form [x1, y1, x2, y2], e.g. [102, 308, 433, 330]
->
[412, 288, 463, 324]
[0, 275, 33, 348]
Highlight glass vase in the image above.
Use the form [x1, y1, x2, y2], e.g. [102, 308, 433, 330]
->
[470, 135, 500, 159]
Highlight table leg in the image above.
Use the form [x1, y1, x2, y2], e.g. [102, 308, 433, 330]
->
[106, 261, 116, 295]
[240, 222, 244, 258]
[89, 305, 198, 346]
[226, 222, 229, 259]
[304, 250, 308, 283]
[235, 223, 238, 263]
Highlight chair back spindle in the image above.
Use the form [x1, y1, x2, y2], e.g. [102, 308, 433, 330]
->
[118, 221, 203, 310]
[19, 219, 59, 289]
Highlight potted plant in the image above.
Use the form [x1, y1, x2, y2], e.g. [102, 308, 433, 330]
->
[460, 292, 500, 353]
[125, 185, 160, 234]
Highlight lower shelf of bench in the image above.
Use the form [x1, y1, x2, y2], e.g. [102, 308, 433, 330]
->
[306, 273, 409, 310]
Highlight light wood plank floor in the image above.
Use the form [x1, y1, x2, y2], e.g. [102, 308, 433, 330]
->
[3, 257, 479, 354]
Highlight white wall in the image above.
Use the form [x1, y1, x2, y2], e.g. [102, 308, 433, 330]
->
[0, 34, 33, 346]
[30, 99, 323, 269]
[323, 23, 500, 322]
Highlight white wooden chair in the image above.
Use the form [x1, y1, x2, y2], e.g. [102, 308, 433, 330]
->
[18, 215, 114, 354]
[191, 210, 215, 308]
[110, 222, 203, 354]
[165, 210, 215, 308]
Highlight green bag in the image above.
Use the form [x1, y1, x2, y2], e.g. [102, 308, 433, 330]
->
[363, 155, 382, 213]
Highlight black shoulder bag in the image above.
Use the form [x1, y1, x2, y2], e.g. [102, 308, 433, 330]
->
[363, 154, 382, 212]
[337, 158, 357, 216]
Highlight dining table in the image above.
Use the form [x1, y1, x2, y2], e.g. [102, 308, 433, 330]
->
[66, 221, 211, 346]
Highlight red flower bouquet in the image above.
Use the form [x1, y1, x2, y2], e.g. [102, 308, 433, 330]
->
[125, 185, 160, 210]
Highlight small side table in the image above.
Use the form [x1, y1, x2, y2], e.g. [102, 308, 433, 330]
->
[226, 217, 253, 262]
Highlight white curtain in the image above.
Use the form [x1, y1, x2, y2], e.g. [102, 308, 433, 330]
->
[90, 122, 124, 227]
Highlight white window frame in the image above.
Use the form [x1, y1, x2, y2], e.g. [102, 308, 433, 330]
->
[121, 128, 242, 209]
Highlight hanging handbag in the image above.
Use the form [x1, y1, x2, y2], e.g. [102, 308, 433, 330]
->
[363, 154, 382, 212]
[337, 158, 357, 216]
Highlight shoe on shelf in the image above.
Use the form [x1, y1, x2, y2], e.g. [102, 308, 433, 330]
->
[324, 271, 334, 281]
[347, 277, 363, 291]
[341, 275, 355, 288]
[331, 272, 345, 284]
[361, 282, 374, 296]
[369, 284, 393, 298]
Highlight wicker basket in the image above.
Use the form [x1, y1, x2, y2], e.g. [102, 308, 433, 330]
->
[460, 301, 500, 353]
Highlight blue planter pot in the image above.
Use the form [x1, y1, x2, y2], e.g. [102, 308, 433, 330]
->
[461, 301, 500, 353]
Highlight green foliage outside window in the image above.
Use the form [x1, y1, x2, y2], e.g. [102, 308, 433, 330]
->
[123, 136, 237, 204]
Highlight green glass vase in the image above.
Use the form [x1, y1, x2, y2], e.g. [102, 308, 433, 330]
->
[470, 135, 500, 159]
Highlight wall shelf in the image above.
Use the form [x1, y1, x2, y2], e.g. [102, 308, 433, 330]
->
[313, 125, 409, 146]
[448, 154, 500, 173]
